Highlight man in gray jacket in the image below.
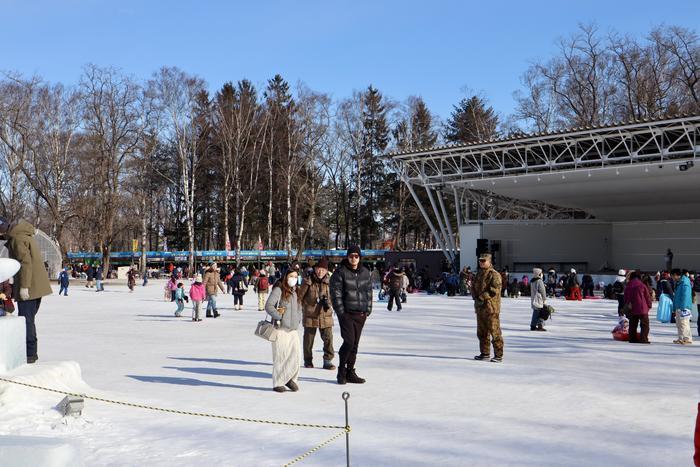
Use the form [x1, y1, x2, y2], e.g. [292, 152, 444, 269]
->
[330, 245, 372, 385]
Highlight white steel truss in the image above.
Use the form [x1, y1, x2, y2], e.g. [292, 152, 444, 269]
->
[387, 114, 700, 268]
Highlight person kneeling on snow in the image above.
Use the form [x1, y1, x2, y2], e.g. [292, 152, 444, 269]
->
[612, 316, 629, 341]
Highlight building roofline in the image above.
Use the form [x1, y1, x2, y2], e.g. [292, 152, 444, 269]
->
[386, 113, 700, 159]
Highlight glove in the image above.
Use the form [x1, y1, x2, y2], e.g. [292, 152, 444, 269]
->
[0, 293, 5, 300]
[19, 288, 30, 300]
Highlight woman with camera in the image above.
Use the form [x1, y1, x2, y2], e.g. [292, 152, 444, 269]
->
[265, 268, 302, 393]
[298, 257, 336, 370]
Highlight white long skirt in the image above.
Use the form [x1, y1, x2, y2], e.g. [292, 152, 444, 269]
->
[271, 328, 300, 388]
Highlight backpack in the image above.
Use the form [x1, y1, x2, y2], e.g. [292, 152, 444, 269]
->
[258, 276, 269, 291]
[612, 281, 625, 295]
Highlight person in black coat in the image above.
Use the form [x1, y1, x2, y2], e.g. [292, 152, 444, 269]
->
[581, 274, 594, 298]
[230, 268, 247, 310]
[330, 245, 372, 385]
[387, 267, 405, 311]
[86, 264, 95, 288]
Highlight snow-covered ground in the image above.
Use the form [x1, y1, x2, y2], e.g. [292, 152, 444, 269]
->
[1, 280, 698, 466]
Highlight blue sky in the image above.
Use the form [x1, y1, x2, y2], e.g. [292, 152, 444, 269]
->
[2, 0, 699, 122]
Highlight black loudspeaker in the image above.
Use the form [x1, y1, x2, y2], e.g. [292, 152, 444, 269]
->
[476, 238, 489, 257]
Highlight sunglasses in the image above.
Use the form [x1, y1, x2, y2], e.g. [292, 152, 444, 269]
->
[478, 259, 487, 262]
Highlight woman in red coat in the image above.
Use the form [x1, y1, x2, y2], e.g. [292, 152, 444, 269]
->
[623, 270, 653, 343]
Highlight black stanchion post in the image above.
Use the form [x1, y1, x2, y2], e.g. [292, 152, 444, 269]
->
[342, 392, 350, 467]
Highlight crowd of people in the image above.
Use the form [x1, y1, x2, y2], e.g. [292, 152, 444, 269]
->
[2, 215, 699, 393]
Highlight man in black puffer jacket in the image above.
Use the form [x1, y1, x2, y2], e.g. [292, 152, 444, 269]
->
[330, 245, 372, 385]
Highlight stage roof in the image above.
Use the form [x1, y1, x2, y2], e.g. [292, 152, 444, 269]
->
[466, 161, 700, 221]
[389, 114, 700, 222]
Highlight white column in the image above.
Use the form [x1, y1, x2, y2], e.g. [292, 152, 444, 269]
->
[459, 224, 482, 272]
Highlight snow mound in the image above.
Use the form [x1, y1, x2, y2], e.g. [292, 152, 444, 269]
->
[0, 361, 90, 466]
[0, 436, 84, 467]
[0, 361, 91, 409]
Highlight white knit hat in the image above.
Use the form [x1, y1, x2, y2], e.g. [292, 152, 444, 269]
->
[532, 268, 543, 278]
[617, 269, 626, 276]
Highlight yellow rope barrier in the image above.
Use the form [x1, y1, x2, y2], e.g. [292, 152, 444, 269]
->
[0, 376, 351, 465]
[283, 429, 349, 467]
[0, 377, 344, 430]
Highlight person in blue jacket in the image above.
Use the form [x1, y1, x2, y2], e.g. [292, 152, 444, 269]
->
[58, 267, 70, 296]
[671, 268, 693, 344]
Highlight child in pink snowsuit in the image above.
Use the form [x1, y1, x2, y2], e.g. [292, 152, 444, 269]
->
[189, 274, 206, 322]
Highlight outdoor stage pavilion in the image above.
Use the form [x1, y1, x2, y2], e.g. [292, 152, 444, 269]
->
[387, 114, 700, 274]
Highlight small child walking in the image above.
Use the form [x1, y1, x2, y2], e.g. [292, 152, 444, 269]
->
[174, 282, 185, 317]
[58, 268, 70, 296]
[189, 274, 206, 322]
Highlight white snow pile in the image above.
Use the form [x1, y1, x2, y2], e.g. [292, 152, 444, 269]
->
[0, 281, 698, 466]
[0, 361, 91, 467]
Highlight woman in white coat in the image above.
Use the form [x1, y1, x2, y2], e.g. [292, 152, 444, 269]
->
[265, 269, 302, 393]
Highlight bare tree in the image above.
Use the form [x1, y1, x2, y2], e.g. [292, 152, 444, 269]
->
[651, 26, 700, 110]
[21, 83, 81, 255]
[0, 73, 42, 222]
[80, 64, 141, 273]
[336, 91, 364, 246]
[129, 85, 162, 274]
[213, 80, 268, 263]
[513, 67, 556, 132]
[530, 24, 617, 128]
[148, 66, 207, 272]
[295, 86, 331, 259]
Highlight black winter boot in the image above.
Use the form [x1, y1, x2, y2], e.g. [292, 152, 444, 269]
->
[346, 369, 365, 384]
[213, 309, 220, 318]
[337, 367, 347, 385]
[285, 380, 299, 392]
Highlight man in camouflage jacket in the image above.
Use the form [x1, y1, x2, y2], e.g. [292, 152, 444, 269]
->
[470, 253, 504, 362]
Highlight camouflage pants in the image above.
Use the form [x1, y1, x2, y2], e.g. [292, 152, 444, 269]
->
[476, 311, 504, 358]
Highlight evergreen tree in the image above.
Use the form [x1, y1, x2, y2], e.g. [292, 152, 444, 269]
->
[391, 97, 438, 249]
[357, 85, 389, 248]
[263, 74, 293, 248]
[444, 95, 499, 144]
